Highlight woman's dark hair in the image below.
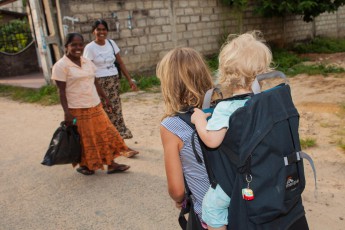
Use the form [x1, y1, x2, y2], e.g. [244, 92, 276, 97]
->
[64, 33, 84, 47]
[92, 19, 109, 32]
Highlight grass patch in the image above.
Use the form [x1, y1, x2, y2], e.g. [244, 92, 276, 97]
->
[320, 122, 333, 128]
[285, 64, 345, 76]
[0, 76, 161, 105]
[272, 48, 307, 72]
[300, 138, 317, 149]
[337, 139, 345, 152]
[0, 84, 59, 105]
[292, 37, 345, 54]
[272, 48, 345, 76]
[119, 75, 161, 93]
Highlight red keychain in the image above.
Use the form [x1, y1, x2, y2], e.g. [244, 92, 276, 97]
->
[242, 174, 255, 201]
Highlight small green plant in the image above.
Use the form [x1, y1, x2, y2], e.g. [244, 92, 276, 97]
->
[337, 139, 345, 152]
[300, 138, 317, 149]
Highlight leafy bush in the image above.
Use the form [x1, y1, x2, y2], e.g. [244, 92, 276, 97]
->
[0, 19, 32, 53]
[254, 0, 345, 22]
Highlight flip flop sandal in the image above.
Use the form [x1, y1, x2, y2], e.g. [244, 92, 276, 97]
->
[107, 163, 130, 174]
[76, 166, 95, 176]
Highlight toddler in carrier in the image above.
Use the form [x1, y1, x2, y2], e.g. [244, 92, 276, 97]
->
[191, 31, 273, 230]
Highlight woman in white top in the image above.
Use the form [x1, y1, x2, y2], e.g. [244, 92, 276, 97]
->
[84, 19, 138, 158]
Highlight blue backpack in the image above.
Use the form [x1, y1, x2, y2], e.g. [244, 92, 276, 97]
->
[178, 71, 317, 230]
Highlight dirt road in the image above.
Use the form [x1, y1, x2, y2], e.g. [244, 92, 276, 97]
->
[0, 73, 344, 229]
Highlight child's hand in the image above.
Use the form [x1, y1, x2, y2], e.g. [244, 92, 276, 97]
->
[191, 108, 211, 124]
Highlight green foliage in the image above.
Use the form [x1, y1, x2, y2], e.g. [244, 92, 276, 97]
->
[119, 76, 161, 93]
[300, 138, 317, 149]
[0, 76, 161, 105]
[206, 54, 219, 73]
[272, 46, 345, 76]
[220, 0, 248, 9]
[0, 84, 59, 105]
[272, 48, 306, 72]
[292, 37, 345, 53]
[254, 0, 345, 22]
[0, 19, 32, 53]
[284, 64, 344, 76]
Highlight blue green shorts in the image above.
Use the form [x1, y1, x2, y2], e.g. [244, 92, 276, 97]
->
[202, 185, 231, 228]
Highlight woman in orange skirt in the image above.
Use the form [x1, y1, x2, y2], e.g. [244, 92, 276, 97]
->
[52, 32, 137, 175]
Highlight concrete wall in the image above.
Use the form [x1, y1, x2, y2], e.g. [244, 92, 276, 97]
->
[0, 0, 24, 13]
[0, 42, 40, 77]
[59, 0, 345, 75]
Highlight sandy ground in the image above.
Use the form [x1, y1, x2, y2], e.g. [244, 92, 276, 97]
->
[1, 58, 345, 229]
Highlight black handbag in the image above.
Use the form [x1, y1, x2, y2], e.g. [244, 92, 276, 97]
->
[41, 122, 81, 166]
[108, 39, 122, 78]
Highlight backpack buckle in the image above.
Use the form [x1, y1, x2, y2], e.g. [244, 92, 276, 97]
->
[284, 152, 301, 166]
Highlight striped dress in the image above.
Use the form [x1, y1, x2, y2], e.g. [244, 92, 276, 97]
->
[161, 116, 210, 219]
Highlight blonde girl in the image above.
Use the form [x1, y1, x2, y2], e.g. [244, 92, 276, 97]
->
[158, 47, 213, 229]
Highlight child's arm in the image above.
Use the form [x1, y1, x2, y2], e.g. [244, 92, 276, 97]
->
[160, 125, 185, 208]
[191, 108, 227, 148]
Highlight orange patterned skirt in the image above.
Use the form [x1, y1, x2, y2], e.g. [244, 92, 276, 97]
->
[69, 103, 128, 171]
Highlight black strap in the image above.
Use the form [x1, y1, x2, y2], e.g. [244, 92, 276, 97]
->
[178, 177, 191, 230]
[177, 112, 218, 188]
[107, 39, 122, 78]
[215, 93, 252, 104]
[192, 131, 203, 164]
[107, 39, 116, 57]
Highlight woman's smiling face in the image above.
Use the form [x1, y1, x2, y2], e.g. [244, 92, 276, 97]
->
[66, 35, 84, 59]
[93, 24, 108, 41]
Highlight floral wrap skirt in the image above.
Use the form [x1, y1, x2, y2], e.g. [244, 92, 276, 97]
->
[97, 75, 133, 139]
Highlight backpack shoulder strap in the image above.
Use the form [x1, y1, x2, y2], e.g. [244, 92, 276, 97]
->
[177, 112, 218, 188]
[202, 87, 223, 109]
[177, 112, 202, 164]
[178, 176, 192, 230]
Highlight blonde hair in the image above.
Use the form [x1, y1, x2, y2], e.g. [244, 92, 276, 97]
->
[157, 47, 213, 119]
[218, 31, 273, 91]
